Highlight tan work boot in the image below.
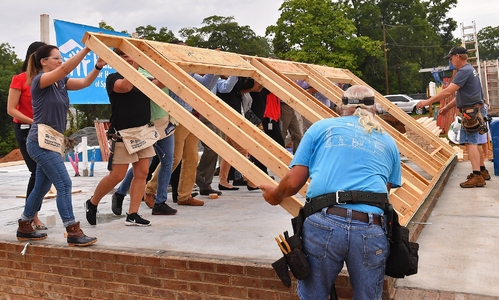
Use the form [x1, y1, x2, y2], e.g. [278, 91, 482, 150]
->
[66, 222, 97, 247]
[17, 219, 48, 241]
[481, 169, 491, 181]
[466, 170, 492, 181]
[177, 196, 204, 206]
[460, 173, 486, 188]
[143, 193, 155, 209]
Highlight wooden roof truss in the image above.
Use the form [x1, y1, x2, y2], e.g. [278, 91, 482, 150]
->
[83, 33, 456, 225]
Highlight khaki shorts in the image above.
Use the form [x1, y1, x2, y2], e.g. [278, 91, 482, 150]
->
[112, 142, 155, 165]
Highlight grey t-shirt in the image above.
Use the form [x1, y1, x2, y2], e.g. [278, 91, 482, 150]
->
[452, 63, 483, 108]
[27, 73, 70, 142]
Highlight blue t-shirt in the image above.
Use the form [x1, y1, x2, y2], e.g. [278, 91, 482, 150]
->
[452, 63, 483, 108]
[290, 116, 402, 214]
[28, 73, 70, 141]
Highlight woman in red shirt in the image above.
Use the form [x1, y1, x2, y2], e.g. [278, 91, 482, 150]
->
[7, 41, 46, 230]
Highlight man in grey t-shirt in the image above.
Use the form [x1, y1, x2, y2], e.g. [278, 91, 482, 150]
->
[417, 46, 490, 188]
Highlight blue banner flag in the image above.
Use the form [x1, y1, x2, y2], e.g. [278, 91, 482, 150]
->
[54, 19, 129, 104]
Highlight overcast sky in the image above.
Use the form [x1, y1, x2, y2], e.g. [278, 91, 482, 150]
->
[2, 0, 498, 59]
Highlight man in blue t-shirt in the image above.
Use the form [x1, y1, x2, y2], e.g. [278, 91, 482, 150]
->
[417, 46, 490, 188]
[260, 85, 402, 300]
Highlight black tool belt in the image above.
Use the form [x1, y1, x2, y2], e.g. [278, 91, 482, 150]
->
[292, 191, 388, 236]
[303, 191, 388, 220]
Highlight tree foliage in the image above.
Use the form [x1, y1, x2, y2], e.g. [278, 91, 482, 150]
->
[267, 0, 382, 73]
[0, 43, 21, 155]
[266, 0, 460, 94]
[135, 25, 176, 42]
[478, 26, 499, 60]
[179, 16, 273, 57]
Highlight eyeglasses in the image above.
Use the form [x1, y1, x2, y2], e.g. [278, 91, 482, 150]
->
[44, 56, 63, 61]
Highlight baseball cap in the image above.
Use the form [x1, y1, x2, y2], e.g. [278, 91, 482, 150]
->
[444, 46, 467, 59]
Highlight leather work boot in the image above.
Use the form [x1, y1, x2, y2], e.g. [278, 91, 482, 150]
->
[17, 219, 48, 241]
[467, 169, 491, 181]
[66, 222, 97, 247]
[481, 169, 491, 181]
[460, 173, 486, 188]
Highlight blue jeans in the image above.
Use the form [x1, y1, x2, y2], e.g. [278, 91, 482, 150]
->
[297, 208, 388, 300]
[117, 134, 174, 204]
[23, 138, 75, 227]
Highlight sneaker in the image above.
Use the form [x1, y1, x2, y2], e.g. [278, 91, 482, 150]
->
[111, 192, 125, 215]
[177, 197, 204, 206]
[460, 173, 486, 188]
[152, 202, 178, 215]
[481, 169, 491, 181]
[125, 213, 151, 226]
[85, 199, 98, 226]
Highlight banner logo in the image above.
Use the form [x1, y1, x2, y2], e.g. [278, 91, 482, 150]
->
[54, 19, 129, 104]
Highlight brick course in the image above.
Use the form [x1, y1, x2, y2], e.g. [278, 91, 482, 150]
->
[0, 241, 397, 299]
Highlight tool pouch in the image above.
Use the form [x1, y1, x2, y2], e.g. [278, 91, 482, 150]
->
[285, 243, 310, 280]
[272, 233, 311, 287]
[271, 256, 291, 287]
[460, 105, 488, 134]
[385, 211, 419, 278]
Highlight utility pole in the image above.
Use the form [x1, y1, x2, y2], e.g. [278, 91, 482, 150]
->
[40, 14, 50, 44]
[383, 23, 389, 95]
[397, 64, 402, 94]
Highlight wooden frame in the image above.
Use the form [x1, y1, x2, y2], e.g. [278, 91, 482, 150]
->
[82, 33, 456, 225]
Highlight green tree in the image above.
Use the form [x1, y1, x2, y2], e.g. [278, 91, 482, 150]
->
[337, 0, 457, 94]
[98, 21, 115, 32]
[179, 16, 273, 57]
[135, 25, 176, 42]
[0, 43, 21, 155]
[266, 0, 382, 75]
[478, 26, 499, 60]
[424, 0, 458, 45]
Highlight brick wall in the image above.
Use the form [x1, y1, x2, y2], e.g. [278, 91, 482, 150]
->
[0, 242, 394, 299]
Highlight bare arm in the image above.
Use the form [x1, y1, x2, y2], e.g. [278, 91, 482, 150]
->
[260, 165, 309, 206]
[7, 88, 33, 124]
[439, 98, 456, 115]
[66, 57, 107, 90]
[39, 47, 91, 89]
[416, 83, 460, 109]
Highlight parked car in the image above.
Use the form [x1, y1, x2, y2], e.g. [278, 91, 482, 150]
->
[377, 94, 428, 115]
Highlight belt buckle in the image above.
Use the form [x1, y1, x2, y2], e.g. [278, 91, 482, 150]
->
[336, 190, 346, 204]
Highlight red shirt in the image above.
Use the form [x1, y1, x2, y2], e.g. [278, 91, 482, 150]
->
[9, 72, 33, 123]
[263, 93, 281, 121]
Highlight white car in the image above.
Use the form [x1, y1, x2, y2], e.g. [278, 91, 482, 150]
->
[377, 94, 428, 115]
